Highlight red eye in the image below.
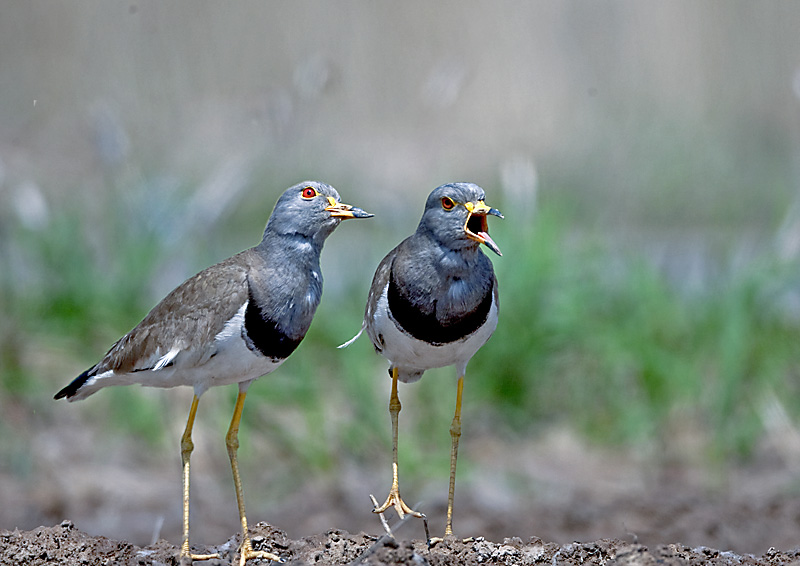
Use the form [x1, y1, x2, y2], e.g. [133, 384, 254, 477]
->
[302, 187, 317, 199]
[441, 197, 455, 210]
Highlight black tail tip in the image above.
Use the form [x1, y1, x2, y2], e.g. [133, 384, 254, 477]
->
[54, 370, 92, 400]
[53, 388, 70, 400]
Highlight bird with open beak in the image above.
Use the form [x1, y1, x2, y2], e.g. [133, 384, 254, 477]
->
[342, 182, 503, 540]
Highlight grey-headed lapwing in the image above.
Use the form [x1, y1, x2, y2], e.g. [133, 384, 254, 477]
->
[56, 181, 372, 564]
[341, 182, 502, 540]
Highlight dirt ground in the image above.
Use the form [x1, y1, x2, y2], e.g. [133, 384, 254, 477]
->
[5, 430, 800, 566]
[3, 519, 800, 566]
[5, 401, 800, 566]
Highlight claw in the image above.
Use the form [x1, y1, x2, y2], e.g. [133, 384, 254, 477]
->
[238, 538, 283, 564]
[179, 549, 220, 565]
[372, 487, 424, 520]
[370, 494, 394, 537]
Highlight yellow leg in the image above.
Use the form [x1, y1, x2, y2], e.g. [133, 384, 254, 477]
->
[373, 368, 424, 520]
[179, 395, 219, 562]
[226, 390, 281, 565]
[445, 375, 465, 536]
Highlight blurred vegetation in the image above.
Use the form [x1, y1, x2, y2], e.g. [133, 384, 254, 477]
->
[2, 4, 800, 533]
[2, 172, 800, 484]
[476, 205, 800, 460]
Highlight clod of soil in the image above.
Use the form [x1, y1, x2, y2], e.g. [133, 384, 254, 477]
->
[2, 520, 799, 566]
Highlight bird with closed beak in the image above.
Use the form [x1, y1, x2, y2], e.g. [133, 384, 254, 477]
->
[342, 182, 502, 540]
[55, 181, 372, 565]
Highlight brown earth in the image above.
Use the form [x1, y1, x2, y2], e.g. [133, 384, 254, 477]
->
[2, 520, 800, 566]
[5, 400, 800, 565]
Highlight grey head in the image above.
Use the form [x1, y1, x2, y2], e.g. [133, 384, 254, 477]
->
[248, 180, 372, 344]
[262, 181, 373, 250]
[417, 183, 503, 256]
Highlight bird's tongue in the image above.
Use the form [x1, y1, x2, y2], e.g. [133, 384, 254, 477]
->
[479, 231, 502, 256]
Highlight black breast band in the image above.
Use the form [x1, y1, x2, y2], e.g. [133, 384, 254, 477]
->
[387, 272, 493, 346]
[243, 291, 303, 361]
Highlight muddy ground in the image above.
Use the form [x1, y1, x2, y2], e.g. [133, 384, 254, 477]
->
[3, 520, 800, 566]
[4, 397, 800, 566]
[4, 428, 800, 566]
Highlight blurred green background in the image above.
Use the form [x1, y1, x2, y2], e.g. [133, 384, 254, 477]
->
[2, 0, 800, 552]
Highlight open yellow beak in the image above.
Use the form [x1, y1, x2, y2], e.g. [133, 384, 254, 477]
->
[464, 200, 503, 256]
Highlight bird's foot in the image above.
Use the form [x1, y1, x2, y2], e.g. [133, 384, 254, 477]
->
[178, 547, 220, 565]
[372, 487, 424, 520]
[238, 538, 284, 565]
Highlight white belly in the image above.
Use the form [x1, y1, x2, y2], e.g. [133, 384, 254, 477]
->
[122, 332, 285, 394]
[81, 302, 285, 399]
[371, 284, 497, 382]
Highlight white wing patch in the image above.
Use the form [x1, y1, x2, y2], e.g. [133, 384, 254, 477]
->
[215, 302, 248, 342]
[153, 347, 180, 371]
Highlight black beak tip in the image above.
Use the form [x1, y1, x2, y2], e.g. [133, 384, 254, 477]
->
[351, 208, 374, 219]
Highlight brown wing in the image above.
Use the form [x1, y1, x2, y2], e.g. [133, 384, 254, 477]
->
[90, 251, 252, 375]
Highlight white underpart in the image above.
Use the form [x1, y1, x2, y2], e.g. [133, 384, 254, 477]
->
[71, 369, 114, 401]
[370, 282, 498, 382]
[73, 300, 285, 399]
